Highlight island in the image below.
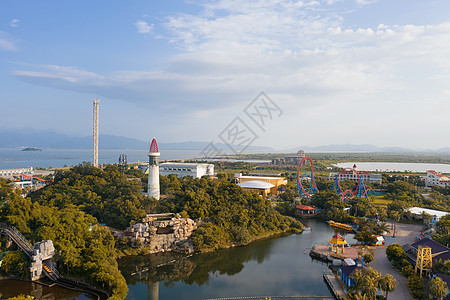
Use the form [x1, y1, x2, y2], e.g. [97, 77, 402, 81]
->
[22, 147, 42, 151]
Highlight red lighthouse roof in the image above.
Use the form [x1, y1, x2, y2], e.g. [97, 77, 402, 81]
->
[149, 138, 159, 153]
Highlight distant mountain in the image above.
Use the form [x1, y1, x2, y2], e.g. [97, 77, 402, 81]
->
[289, 144, 415, 153]
[0, 131, 272, 151]
[437, 147, 450, 153]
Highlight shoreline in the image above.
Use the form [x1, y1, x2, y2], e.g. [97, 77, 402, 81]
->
[115, 227, 303, 258]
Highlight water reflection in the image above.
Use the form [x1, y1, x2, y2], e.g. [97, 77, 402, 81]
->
[119, 233, 279, 288]
[118, 226, 337, 300]
[0, 279, 95, 300]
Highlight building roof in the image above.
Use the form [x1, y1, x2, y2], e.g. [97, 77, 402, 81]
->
[237, 180, 275, 189]
[344, 258, 355, 266]
[160, 162, 214, 168]
[428, 170, 450, 182]
[340, 265, 365, 277]
[329, 234, 347, 245]
[409, 207, 450, 219]
[411, 237, 450, 256]
[296, 204, 315, 210]
[149, 138, 159, 153]
[338, 170, 371, 175]
[238, 175, 285, 180]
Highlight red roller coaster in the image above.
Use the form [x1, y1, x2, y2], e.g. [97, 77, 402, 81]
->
[331, 168, 369, 202]
[13, 173, 54, 184]
[297, 157, 319, 198]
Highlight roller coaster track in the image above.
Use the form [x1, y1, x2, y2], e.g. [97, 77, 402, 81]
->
[0, 223, 60, 280]
[0, 223, 107, 299]
[12, 173, 54, 183]
[297, 157, 319, 198]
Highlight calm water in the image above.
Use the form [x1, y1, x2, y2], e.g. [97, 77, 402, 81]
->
[118, 219, 355, 300]
[335, 162, 450, 173]
[0, 148, 202, 169]
[2, 220, 352, 299]
[0, 279, 96, 299]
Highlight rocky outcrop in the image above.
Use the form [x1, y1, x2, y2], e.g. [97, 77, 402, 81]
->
[126, 213, 197, 253]
[30, 240, 55, 281]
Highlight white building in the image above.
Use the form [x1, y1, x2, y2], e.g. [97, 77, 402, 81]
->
[329, 164, 382, 184]
[148, 138, 160, 200]
[425, 170, 450, 188]
[160, 163, 214, 179]
[0, 167, 33, 178]
[408, 207, 450, 224]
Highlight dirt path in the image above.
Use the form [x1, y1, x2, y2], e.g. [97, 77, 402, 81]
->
[370, 220, 423, 300]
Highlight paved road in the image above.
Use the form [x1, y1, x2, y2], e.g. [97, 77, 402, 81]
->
[371, 220, 423, 300]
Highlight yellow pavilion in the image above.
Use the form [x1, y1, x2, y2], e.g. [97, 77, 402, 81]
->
[329, 233, 347, 253]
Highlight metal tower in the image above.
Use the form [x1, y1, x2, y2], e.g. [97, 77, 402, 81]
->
[148, 138, 160, 200]
[93, 99, 100, 167]
[415, 245, 432, 276]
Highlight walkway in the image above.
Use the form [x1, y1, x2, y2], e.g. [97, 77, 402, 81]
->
[323, 273, 347, 300]
[371, 220, 423, 300]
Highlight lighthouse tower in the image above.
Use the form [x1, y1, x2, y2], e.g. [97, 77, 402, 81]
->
[148, 138, 160, 200]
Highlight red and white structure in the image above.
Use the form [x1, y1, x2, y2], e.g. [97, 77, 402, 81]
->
[425, 170, 450, 187]
[148, 138, 160, 200]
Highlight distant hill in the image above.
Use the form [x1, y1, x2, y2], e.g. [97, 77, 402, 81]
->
[0, 131, 272, 151]
[289, 144, 415, 153]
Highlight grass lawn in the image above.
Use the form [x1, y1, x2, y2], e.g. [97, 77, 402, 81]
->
[371, 197, 392, 207]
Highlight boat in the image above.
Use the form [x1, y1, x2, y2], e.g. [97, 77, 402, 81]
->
[328, 220, 353, 231]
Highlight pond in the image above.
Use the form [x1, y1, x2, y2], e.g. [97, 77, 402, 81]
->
[118, 219, 354, 300]
[2, 219, 353, 299]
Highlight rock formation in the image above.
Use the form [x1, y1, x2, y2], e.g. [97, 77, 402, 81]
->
[127, 213, 197, 253]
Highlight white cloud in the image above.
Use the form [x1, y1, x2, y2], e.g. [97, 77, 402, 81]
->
[354, 0, 377, 5]
[10, 19, 19, 27]
[0, 32, 16, 51]
[11, 0, 450, 147]
[134, 20, 154, 34]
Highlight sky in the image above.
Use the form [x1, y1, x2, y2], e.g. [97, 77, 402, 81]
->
[1, 0, 450, 151]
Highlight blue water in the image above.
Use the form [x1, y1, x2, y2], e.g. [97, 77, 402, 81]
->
[335, 162, 450, 173]
[119, 219, 356, 300]
[0, 148, 202, 169]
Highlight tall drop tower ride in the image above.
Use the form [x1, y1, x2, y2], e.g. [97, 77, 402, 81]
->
[93, 98, 100, 167]
[148, 138, 160, 200]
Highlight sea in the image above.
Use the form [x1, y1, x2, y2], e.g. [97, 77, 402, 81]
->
[335, 162, 450, 173]
[0, 148, 203, 170]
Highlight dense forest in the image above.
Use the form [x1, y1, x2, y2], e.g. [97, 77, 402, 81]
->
[155, 174, 303, 251]
[0, 163, 303, 298]
[0, 175, 128, 299]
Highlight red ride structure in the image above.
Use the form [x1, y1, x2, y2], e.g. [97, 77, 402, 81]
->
[13, 173, 53, 183]
[297, 157, 319, 198]
[331, 167, 369, 202]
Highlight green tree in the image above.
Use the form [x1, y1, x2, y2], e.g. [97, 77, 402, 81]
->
[429, 277, 448, 300]
[379, 274, 397, 300]
[386, 244, 407, 263]
[1, 251, 30, 278]
[349, 268, 379, 299]
[310, 190, 341, 209]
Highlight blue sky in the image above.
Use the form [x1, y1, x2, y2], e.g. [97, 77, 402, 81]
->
[1, 0, 450, 150]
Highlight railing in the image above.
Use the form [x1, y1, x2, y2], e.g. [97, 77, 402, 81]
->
[0, 223, 33, 256]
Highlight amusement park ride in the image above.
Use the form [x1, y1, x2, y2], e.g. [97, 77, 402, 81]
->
[12, 173, 54, 189]
[296, 157, 369, 202]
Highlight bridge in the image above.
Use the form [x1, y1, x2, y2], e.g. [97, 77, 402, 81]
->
[0, 222, 60, 281]
[0, 223, 108, 299]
